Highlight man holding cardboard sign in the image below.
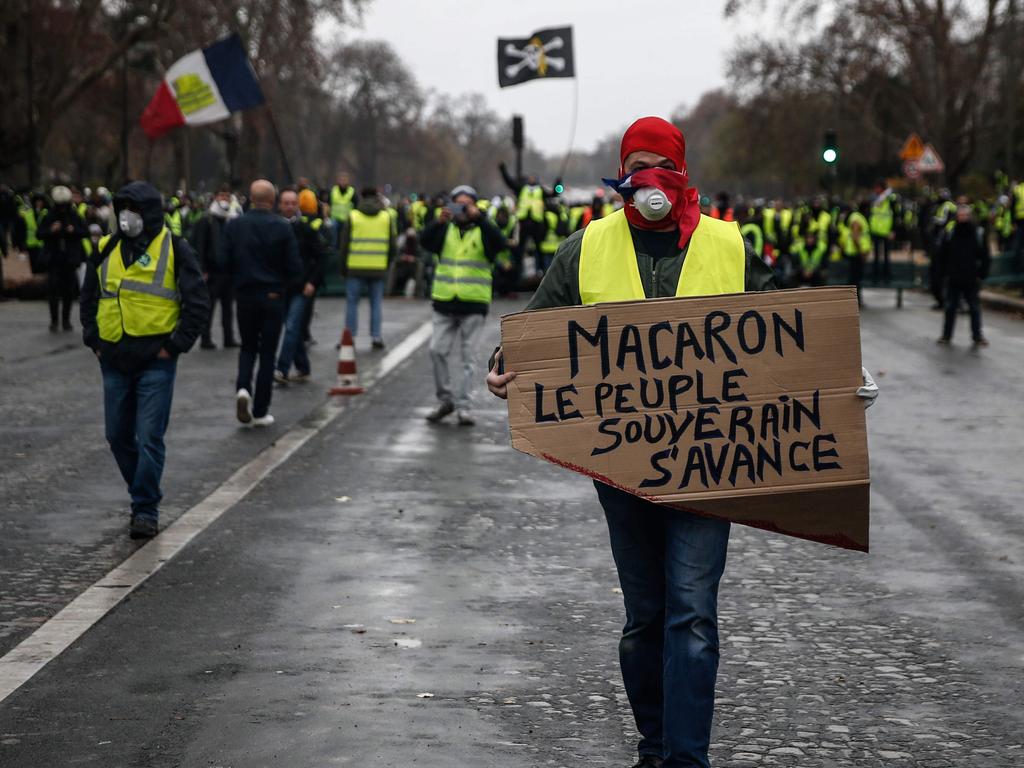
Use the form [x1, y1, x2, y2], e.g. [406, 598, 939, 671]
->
[487, 117, 877, 768]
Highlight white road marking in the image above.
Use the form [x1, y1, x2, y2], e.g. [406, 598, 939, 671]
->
[0, 319, 434, 704]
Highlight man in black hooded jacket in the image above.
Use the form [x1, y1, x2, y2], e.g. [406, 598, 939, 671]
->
[80, 181, 210, 538]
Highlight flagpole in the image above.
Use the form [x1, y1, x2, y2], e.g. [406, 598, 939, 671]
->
[264, 102, 294, 184]
[557, 74, 580, 182]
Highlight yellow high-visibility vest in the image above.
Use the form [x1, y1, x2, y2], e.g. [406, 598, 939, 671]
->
[431, 223, 492, 304]
[347, 209, 391, 272]
[578, 210, 745, 304]
[96, 228, 180, 343]
[517, 185, 544, 222]
[331, 185, 355, 222]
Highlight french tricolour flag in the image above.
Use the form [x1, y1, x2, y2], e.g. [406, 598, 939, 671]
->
[140, 34, 265, 140]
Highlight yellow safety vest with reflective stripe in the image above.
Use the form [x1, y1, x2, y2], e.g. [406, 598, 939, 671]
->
[1015, 183, 1024, 220]
[431, 223, 492, 304]
[164, 209, 182, 237]
[740, 222, 763, 257]
[411, 200, 427, 229]
[347, 209, 391, 272]
[540, 209, 565, 254]
[517, 185, 544, 222]
[870, 197, 893, 236]
[96, 228, 180, 343]
[578, 210, 745, 304]
[20, 207, 44, 248]
[331, 185, 355, 222]
[839, 212, 871, 256]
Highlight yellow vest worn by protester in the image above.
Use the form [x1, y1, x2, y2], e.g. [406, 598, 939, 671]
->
[578, 209, 745, 304]
[540, 209, 566, 255]
[1015, 182, 1024, 221]
[96, 228, 180, 343]
[331, 185, 355, 222]
[431, 223, 492, 305]
[517, 185, 544, 222]
[839, 212, 872, 257]
[870, 197, 894, 237]
[347, 209, 391, 272]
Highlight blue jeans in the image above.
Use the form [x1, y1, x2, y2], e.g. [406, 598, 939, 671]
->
[276, 293, 311, 376]
[101, 357, 177, 521]
[597, 482, 730, 768]
[345, 276, 384, 339]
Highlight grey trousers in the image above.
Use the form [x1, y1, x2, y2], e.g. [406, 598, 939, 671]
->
[430, 310, 485, 411]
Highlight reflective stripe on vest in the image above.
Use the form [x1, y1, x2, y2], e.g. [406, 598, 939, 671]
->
[578, 210, 745, 305]
[517, 185, 544, 222]
[96, 228, 180, 343]
[331, 186, 355, 221]
[431, 223, 492, 304]
[347, 210, 391, 272]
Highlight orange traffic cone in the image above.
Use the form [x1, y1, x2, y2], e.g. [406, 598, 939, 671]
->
[329, 328, 365, 396]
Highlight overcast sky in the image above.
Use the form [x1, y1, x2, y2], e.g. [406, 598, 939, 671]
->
[336, 1, 744, 156]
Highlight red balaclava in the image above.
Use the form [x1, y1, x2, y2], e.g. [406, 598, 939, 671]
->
[617, 116, 701, 247]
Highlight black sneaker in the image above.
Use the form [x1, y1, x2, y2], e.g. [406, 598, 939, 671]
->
[426, 402, 455, 423]
[129, 515, 159, 539]
[372, 337, 386, 350]
[631, 756, 663, 768]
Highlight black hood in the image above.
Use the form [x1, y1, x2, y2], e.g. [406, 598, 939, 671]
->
[113, 181, 165, 238]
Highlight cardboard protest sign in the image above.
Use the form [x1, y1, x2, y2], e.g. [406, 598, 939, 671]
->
[501, 287, 870, 551]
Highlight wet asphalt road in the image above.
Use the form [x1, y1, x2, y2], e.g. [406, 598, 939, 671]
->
[1, 289, 1023, 767]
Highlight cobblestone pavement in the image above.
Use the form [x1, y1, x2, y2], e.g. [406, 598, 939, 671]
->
[1, 289, 1022, 766]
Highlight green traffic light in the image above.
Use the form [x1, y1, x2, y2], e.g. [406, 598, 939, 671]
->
[554, 183, 565, 194]
[822, 148, 838, 164]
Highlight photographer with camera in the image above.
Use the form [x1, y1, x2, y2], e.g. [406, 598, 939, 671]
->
[420, 185, 507, 427]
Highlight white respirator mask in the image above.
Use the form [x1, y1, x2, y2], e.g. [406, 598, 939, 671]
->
[631, 187, 672, 222]
[118, 210, 144, 238]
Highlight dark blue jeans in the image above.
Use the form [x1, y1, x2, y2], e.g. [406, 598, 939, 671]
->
[101, 357, 177, 521]
[276, 293, 311, 377]
[597, 482, 731, 768]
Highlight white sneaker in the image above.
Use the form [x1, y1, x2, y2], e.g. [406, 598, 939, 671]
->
[251, 413, 275, 427]
[236, 389, 252, 424]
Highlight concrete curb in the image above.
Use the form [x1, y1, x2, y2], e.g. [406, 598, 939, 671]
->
[979, 289, 1024, 314]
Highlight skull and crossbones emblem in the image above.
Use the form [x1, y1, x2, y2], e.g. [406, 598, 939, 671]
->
[504, 35, 566, 79]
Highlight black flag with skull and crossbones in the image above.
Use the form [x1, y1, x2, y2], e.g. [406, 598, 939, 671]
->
[497, 26, 575, 88]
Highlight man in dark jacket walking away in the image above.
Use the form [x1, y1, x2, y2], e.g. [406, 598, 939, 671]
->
[39, 185, 88, 331]
[222, 179, 301, 426]
[275, 188, 326, 383]
[339, 186, 396, 349]
[937, 203, 990, 347]
[192, 184, 241, 349]
[80, 181, 210, 538]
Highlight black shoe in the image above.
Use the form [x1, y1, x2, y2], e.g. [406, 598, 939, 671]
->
[223, 338, 240, 348]
[426, 402, 455, 423]
[129, 515, 159, 539]
[372, 337, 386, 350]
[631, 757, 663, 768]
[200, 338, 216, 349]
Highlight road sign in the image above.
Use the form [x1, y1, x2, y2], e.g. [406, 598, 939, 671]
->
[899, 133, 925, 161]
[917, 144, 945, 173]
[902, 160, 921, 180]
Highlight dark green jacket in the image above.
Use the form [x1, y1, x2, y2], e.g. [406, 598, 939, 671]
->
[526, 225, 776, 311]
